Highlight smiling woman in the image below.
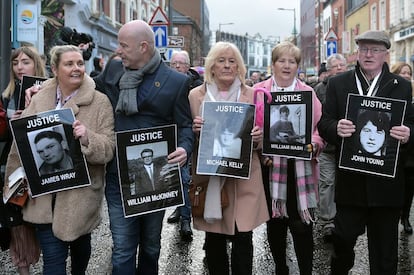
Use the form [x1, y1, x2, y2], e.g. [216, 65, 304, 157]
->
[5, 44, 115, 274]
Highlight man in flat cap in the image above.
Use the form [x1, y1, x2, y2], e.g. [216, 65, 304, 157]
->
[318, 30, 414, 274]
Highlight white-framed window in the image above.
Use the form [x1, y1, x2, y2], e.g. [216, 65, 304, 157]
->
[379, 0, 386, 30]
[370, 4, 377, 30]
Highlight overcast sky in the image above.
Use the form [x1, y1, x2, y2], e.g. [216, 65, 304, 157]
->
[206, 0, 300, 41]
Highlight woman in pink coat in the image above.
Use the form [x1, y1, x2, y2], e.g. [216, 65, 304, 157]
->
[254, 41, 325, 275]
[189, 42, 269, 275]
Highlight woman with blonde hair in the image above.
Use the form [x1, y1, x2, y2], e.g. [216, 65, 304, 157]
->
[0, 46, 46, 275]
[5, 45, 114, 274]
[189, 41, 269, 275]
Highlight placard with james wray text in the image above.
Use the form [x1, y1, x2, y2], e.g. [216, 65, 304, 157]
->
[10, 108, 90, 197]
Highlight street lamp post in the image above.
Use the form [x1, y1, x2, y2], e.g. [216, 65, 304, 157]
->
[218, 22, 234, 41]
[277, 8, 297, 44]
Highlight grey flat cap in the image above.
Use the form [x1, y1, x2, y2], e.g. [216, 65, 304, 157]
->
[355, 30, 391, 49]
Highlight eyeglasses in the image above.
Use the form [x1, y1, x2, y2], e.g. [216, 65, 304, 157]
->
[358, 47, 387, 55]
[332, 63, 346, 69]
[170, 61, 188, 67]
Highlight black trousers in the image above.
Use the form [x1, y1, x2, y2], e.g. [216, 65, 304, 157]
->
[331, 205, 400, 275]
[265, 159, 314, 275]
[205, 229, 253, 275]
[401, 167, 414, 220]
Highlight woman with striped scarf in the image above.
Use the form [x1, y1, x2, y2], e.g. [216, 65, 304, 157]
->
[254, 41, 325, 275]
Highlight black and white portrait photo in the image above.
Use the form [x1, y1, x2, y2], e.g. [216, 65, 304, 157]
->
[116, 125, 184, 217]
[126, 142, 170, 196]
[356, 110, 391, 157]
[9, 109, 90, 197]
[262, 91, 313, 160]
[269, 104, 306, 144]
[212, 117, 243, 159]
[197, 101, 255, 179]
[29, 125, 74, 177]
[339, 94, 406, 178]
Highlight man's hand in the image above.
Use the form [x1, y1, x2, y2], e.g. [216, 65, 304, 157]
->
[390, 125, 410, 144]
[337, 119, 356, 138]
[168, 147, 187, 167]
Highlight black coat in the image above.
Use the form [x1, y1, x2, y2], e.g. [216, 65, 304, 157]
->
[318, 63, 414, 207]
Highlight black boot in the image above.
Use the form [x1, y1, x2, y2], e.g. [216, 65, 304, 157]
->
[402, 218, 413, 234]
[167, 208, 180, 223]
[180, 219, 193, 241]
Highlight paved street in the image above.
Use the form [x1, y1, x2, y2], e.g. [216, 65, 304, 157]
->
[1, 203, 414, 274]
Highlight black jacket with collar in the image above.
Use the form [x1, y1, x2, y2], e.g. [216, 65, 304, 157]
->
[318, 62, 414, 207]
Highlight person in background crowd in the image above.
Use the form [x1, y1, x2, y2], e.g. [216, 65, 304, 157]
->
[167, 50, 203, 241]
[314, 53, 347, 242]
[254, 41, 324, 275]
[0, 46, 46, 275]
[390, 62, 414, 234]
[391, 62, 413, 83]
[90, 57, 104, 77]
[317, 62, 328, 83]
[298, 70, 306, 83]
[190, 41, 269, 275]
[7, 44, 115, 275]
[318, 30, 414, 274]
[94, 20, 193, 275]
[250, 71, 261, 84]
[245, 78, 254, 87]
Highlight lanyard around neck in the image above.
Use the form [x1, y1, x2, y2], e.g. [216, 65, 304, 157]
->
[355, 72, 381, 97]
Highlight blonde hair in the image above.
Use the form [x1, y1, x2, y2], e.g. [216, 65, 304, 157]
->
[49, 45, 83, 73]
[271, 41, 301, 65]
[204, 42, 246, 85]
[390, 62, 412, 76]
[3, 46, 46, 99]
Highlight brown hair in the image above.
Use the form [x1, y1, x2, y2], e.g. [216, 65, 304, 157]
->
[3, 46, 46, 99]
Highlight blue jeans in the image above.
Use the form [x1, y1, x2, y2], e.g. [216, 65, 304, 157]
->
[179, 164, 191, 221]
[35, 224, 91, 275]
[105, 171, 165, 275]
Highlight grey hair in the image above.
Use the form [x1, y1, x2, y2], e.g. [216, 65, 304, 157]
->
[326, 54, 346, 70]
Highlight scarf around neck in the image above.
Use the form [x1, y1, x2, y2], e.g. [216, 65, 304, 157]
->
[269, 80, 317, 224]
[115, 48, 161, 115]
[203, 78, 242, 223]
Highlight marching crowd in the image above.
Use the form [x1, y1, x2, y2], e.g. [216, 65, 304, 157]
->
[0, 19, 414, 275]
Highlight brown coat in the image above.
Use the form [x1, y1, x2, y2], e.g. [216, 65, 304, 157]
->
[189, 83, 269, 235]
[5, 75, 115, 241]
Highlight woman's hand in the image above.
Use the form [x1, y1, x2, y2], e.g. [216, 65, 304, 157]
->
[25, 84, 42, 108]
[192, 116, 204, 134]
[73, 120, 89, 146]
[11, 110, 23, 120]
[251, 126, 262, 143]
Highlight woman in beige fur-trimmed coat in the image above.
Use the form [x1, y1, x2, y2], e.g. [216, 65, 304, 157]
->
[5, 45, 114, 275]
[189, 42, 269, 275]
